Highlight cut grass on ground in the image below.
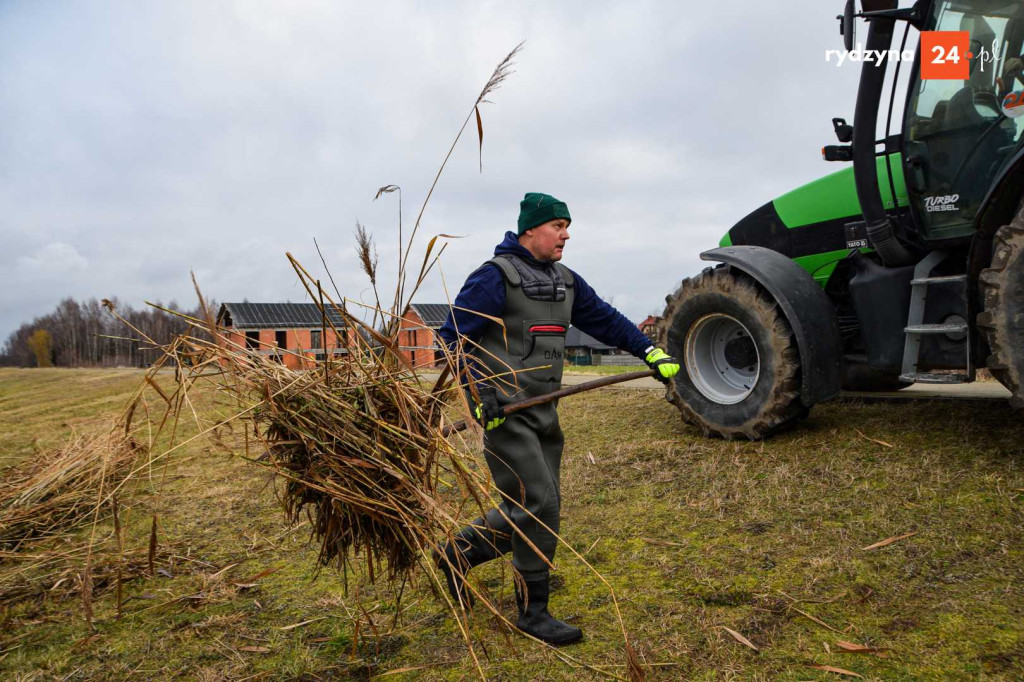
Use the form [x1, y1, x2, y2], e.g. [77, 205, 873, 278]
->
[563, 363, 643, 376]
[1, 368, 1022, 680]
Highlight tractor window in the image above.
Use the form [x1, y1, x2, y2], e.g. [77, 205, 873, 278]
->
[904, 0, 1024, 239]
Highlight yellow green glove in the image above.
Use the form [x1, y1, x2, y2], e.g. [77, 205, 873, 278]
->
[469, 386, 506, 431]
[473, 401, 506, 431]
[644, 347, 680, 384]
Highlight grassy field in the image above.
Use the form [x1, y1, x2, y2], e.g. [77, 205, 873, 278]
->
[563, 363, 642, 376]
[1, 368, 1023, 680]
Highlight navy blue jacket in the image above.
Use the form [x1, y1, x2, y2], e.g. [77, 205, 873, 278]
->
[437, 232, 652, 361]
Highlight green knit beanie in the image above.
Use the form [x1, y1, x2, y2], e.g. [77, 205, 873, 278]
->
[517, 192, 571, 235]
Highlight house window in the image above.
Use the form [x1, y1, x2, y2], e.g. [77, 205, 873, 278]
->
[275, 330, 288, 350]
[245, 331, 260, 349]
[311, 330, 322, 350]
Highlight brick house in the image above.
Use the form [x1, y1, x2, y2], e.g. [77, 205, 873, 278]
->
[638, 315, 661, 343]
[393, 305, 648, 368]
[397, 303, 451, 368]
[217, 302, 352, 370]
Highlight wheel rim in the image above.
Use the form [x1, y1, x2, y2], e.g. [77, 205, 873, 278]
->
[684, 313, 760, 404]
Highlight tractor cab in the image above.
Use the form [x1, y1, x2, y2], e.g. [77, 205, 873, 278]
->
[900, 0, 1024, 242]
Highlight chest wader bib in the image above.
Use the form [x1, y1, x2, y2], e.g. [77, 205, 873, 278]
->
[457, 254, 575, 579]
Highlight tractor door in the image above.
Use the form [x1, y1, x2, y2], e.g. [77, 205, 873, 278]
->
[902, 0, 1024, 242]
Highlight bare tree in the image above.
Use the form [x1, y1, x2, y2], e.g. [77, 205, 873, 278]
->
[0, 297, 213, 368]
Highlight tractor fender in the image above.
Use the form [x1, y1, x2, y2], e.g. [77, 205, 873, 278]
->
[976, 146, 1024, 240]
[969, 147, 1024, 289]
[967, 148, 1024, 363]
[700, 246, 842, 406]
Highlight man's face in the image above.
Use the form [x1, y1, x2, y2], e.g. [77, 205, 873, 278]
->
[520, 219, 570, 261]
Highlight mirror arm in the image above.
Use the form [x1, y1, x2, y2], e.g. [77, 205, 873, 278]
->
[858, 6, 924, 29]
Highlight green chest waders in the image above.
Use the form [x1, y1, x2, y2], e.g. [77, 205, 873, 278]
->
[457, 255, 575, 578]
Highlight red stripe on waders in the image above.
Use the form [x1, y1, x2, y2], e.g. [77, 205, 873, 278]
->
[529, 325, 566, 333]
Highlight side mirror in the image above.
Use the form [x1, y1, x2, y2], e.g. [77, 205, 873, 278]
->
[840, 0, 856, 52]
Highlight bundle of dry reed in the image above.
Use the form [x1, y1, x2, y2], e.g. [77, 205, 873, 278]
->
[139, 260, 469, 585]
[237, 338, 452, 581]
[0, 429, 142, 553]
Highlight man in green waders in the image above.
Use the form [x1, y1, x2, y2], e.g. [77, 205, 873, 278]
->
[436, 193, 680, 645]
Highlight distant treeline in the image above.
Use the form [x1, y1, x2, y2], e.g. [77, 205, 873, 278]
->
[0, 298, 213, 368]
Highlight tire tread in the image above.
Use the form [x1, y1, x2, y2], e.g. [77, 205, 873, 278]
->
[657, 266, 805, 440]
[978, 200, 1024, 409]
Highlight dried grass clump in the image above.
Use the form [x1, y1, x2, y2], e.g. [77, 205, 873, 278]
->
[136, 252, 470, 586]
[246, 350, 451, 581]
[0, 541, 176, 609]
[0, 429, 143, 553]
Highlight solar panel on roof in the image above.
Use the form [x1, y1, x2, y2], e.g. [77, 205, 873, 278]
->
[409, 303, 453, 328]
[219, 302, 350, 329]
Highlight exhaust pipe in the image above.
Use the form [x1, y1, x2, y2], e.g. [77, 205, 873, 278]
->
[852, 0, 915, 266]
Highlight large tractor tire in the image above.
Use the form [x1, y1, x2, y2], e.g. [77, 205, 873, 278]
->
[978, 201, 1024, 409]
[659, 265, 807, 440]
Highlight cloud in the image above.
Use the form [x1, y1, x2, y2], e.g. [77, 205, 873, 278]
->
[15, 242, 89, 273]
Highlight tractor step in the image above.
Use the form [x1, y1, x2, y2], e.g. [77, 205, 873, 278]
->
[900, 251, 975, 384]
[910, 274, 968, 285]
[899, 372, 971, 384]
[904, 323, 969, 334]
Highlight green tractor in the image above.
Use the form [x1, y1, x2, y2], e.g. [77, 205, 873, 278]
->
[659, 0, 1024, 439]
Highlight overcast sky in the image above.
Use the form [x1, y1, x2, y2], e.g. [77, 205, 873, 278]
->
[0, 1, 919, 342]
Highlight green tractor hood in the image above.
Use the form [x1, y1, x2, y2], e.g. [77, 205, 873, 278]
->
[720, 156, 908, 285]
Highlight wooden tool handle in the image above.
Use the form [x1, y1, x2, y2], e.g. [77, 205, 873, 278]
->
[441, 369, 657, 436]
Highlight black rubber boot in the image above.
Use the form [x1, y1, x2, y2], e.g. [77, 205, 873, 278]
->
[433, 526, 499, 609]
[515, 574, 582, 645]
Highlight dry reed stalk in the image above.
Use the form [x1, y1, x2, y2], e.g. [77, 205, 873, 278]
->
[147, 515, 158, 576]
[0, 542, 179, 609]
[81, 556, 93, 625]
[0, 429, 144, 553]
